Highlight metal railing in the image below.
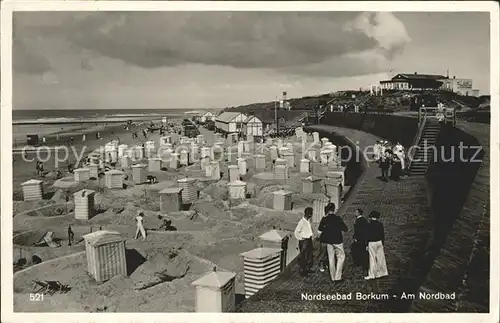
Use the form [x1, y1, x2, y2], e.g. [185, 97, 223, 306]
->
[408, 113, 428, 171]
[418, 106, 456, 126]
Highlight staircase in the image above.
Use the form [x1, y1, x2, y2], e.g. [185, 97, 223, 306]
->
[409, 117, 442, 176]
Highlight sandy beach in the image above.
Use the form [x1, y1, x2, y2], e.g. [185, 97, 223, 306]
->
[12, 120, 355, 312]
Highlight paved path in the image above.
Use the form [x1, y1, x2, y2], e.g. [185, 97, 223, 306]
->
[237, 125, 430, 312]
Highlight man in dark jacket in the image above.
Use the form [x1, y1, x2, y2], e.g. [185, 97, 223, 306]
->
[317, 203, 332, 272]
[318, 202, 348, 281]
[351, 208, 369, 272]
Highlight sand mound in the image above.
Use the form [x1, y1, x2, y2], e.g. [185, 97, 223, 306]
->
[13, 200, 55, 216]
[202, 180, 229, 201]
[253, 184, 293, 208]
[20, 203, 70, 218]
[229, 204, 259, 221]
[130, 247, 191, 290]
[146, 180, 175, 192]
[97, 195, 129, 214]
[52, 176, 78, 189]
[191, 200, 228, 221]
[50, 189, 70, 203]
[84, 275, 130, 312]
[13, 231, 47, 246]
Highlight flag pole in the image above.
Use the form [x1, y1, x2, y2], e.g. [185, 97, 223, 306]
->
[274, 96, 279, 137]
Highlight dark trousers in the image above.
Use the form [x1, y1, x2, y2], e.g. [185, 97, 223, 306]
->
[351, 240, 369, 271]
[381, 166, 389, 180]
[298, 238, 313, 273]
[318, 242, 329, 269]
[391, 163, 401, 180]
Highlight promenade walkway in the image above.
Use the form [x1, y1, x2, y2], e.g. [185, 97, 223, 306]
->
[237, 125, 431, 312]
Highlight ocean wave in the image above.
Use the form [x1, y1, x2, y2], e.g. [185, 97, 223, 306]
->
[103, 113, 164, 117]
[12, 114, 175, 125]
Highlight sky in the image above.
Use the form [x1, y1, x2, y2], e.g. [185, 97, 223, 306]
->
[12, 11, 491, 110]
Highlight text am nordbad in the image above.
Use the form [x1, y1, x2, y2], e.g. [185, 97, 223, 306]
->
[301, 292, 456, 301]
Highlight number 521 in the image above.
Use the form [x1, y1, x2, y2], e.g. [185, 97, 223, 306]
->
[29, 293, 44, 301]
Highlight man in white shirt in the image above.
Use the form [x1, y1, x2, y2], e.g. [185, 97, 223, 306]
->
[294, 207, 314, 276]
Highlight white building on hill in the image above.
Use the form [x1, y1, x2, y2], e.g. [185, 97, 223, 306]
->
[243, 115, 263, 137]
[215, 112, 248, 134]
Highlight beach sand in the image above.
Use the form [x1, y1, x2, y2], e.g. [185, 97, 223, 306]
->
[11, 123, 346, 312]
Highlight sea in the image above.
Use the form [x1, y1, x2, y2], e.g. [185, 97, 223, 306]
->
[13, 109, 197, 124]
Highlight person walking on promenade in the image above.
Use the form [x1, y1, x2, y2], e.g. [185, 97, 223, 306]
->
[82, 134, 86, 143]
[351, 208, 369, 272]
[379, 150, 391, 182]
[294, 207, 314, 276]
[391, 151, 402, 181]
[134, 212, 147, 241]
[317, 202, 348, 282]
[365, 211, 388, 280]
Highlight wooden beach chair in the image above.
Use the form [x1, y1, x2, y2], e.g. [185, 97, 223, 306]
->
[32, 280, 71, 295]
[34, 231, 61, 248]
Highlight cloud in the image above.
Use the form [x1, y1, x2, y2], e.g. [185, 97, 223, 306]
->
[13, 39, 52, 75]
[80, 57, 94, 71]
[13, 11, 411, 78]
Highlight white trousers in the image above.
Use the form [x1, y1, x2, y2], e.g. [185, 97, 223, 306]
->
[135, 223, 147, 240]
[367, 241, 388, 279]
[327, 243, 345, 281]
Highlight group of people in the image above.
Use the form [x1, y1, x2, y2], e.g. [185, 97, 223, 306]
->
[134, 211, 177, 241]
[374, 140, 406, 182]
[294, 203, 388, 282]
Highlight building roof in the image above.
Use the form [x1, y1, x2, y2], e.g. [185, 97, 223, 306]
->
[177, 177, 196, 183]
[273, 190, 292, 196]
[191, 270, 237, 288]
[105, 169, 124, 175]
[83, 230, 124, 246]
[392, 73, 447, 81]
[159, 187, 183, 194]
[259, 229, 288, 242]
[201, 111, 214, 116]
[240, 247, 282, 259]
[228, 180, 246, 186]
[243, 115, 262, 124]
[73, 189, 96, 197]
[215, 112, 243, 123]
[21, 179, 43, 186]
[74, 167, 90, 172]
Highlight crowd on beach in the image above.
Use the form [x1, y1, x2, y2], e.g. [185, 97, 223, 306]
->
[27, 119, 184, 178]
[294, 203, 388, 282]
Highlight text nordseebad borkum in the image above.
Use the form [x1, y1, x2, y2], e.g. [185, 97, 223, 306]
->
[301, 292, 457, 301]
